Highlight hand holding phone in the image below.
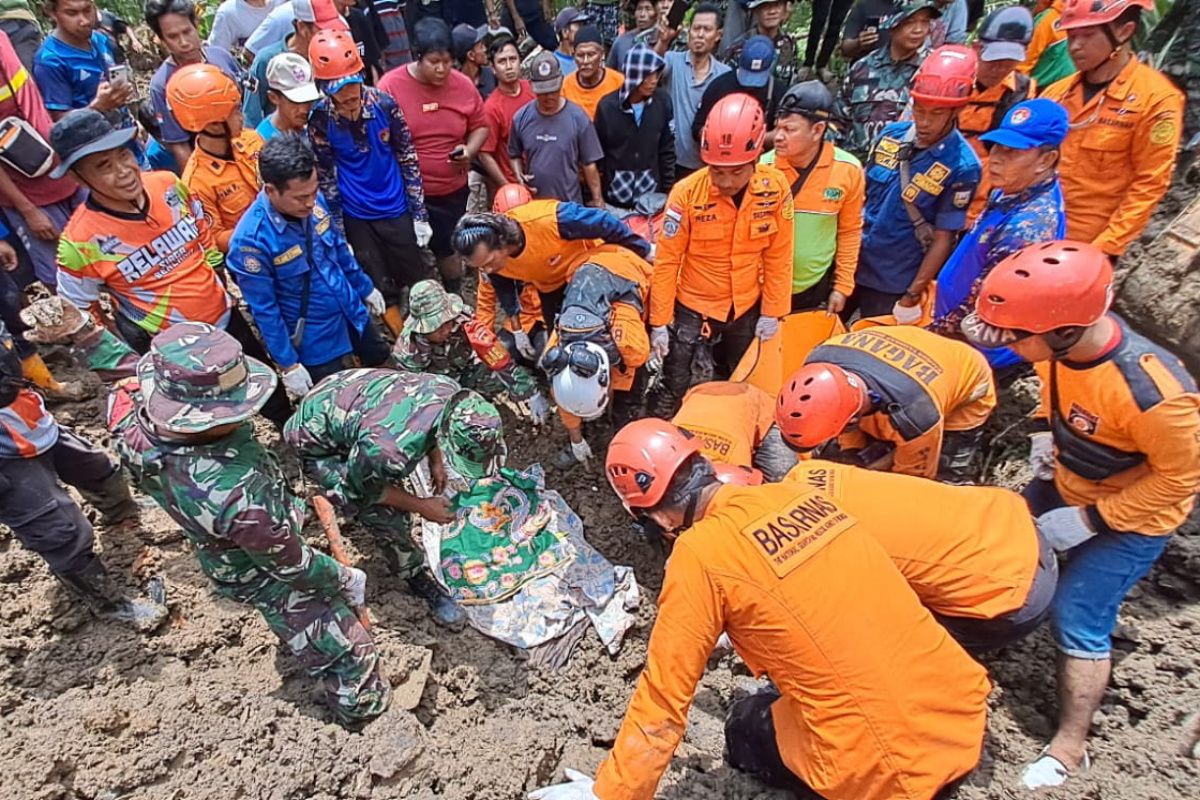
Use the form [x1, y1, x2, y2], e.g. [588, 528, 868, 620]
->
[448, 144, 468, 163]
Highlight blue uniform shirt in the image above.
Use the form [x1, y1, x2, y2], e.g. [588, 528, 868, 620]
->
[858, 121, 981, 294]
[226, 191, 376, 370]
[932, 176, 1067, 368]
[33, 31, 116, 112]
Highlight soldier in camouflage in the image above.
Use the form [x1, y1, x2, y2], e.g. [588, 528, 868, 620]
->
[835, 1, 937, 158]
[21, 297, 389, 727]
[283, 368, 506, 627]
[390, 280, 551, 425]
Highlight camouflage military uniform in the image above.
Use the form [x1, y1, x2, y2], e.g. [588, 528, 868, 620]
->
[724, 26, 802, 87]
[835, 44, 928, 159]
[283, 368, 503, 576]
[1149, 0, 1200, 141]
[77, 323, 389, 726]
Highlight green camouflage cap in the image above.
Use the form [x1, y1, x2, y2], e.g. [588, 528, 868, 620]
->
[136, 322, 278, 434]
[405, 279, 466, 335]
[438, 391, 504, 479]
[882, 0, 941, 31]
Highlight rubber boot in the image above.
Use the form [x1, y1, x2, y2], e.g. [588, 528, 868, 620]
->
[407, 571, 465, 629]
[21, 353, 87, 402]
[77, 468, 139, 526]
[56, 560, 168, 632]
[382, 306, 405, 337]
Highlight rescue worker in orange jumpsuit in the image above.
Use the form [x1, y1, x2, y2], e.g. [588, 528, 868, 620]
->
[450, 198, 651, 329]
[775, 324, 997, 481]
[961, 240, 1200, 790]
[529, 418, 990, 800]
[169, 64, 264, 254]
[958, 6, 1036, 222]
[475, 183, 547, 366]
[649, 93, 793, 415]
[786, 458, 1057, 652]
[672, 380, 795, 483]
[1040, 0, 1184, 261]
[541, 246, 653, 467]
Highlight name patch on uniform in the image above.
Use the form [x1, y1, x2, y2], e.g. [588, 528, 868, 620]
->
[273, 244, 302, 265]
[743, 491, 856, 578]
[1067, 403, 1099, 435]
[876, 137, 901, 154]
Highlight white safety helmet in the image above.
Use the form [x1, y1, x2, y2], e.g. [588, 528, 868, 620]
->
[549, 341, 611, 420]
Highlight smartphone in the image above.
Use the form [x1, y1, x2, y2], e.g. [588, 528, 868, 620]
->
[863, 17, 881, 34]
[108, 63, 139, 101]
[666, 0, 690, 30]
[448, 144, 466, 162]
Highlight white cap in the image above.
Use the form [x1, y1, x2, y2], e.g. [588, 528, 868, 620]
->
[293, 0, 316, 23]
[265, 52, 321, 103]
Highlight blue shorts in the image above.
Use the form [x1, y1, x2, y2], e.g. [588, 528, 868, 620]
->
[1023, 479, 1172, 659]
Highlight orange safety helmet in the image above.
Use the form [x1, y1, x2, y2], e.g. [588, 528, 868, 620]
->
[165, 63, 241, 133]
[775, 363, 865, 450]
[910, 45, 978, 108]
[972, 240, 1114, 334]
[700, 93, 766, 166]
[606, 418, 703, 512]
[493, 182, 533, 213]
[712, 462, 764, 487]
[1059, 0, 1152, 30]
[309, 29, 364, 81]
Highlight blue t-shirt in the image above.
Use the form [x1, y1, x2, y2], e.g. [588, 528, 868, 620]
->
[33, 31, 117, 111]
[145, 136, 181, 174]
[857, 121, 981, 294]
[310, 91, 409, 221]
[555, 50, 577, 76]
[256, 115, 281, 141]
[149, 47, 244, 144]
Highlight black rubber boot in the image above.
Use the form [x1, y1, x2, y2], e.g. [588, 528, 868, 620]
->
[56, 560, 168, 631]
[77, 469, 138, 526]
[406, 571, 465, 629]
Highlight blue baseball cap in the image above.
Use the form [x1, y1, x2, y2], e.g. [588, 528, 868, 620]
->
[979, 98, 1069, 150]
[737, 35, 775, 88]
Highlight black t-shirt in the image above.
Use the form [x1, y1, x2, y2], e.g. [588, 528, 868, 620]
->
[691, 70, 785, 142]
[843, 0, 903, 50]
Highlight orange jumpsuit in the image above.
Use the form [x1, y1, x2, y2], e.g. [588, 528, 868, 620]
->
[592, 482, 990, 800]
[181, 129, 263, 253]
[786, 459, 1039, 619]
[957, 72, 1035, 222]
[1041, 56, 1184, 257]
[807, 325, 997, 478]
[650, 165, 794, 327]
[1034, 315, 1200, 535]
[672, 381, 776, 468]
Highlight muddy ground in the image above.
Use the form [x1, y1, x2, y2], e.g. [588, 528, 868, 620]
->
[3, 188, 1200, 800]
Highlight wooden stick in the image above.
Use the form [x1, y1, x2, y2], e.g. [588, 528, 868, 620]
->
[312, 495, 372, 632]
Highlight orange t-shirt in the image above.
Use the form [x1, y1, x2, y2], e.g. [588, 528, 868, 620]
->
[562, 68, 624, 120]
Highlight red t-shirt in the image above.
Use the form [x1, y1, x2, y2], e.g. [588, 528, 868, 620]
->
[0, 31, 78, 208]
[481, 80, 534, 184]
[378, 65, 486, 197]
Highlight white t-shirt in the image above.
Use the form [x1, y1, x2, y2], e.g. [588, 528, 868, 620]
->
[244, 2, 299, 56]
[208, 0, 285, 51]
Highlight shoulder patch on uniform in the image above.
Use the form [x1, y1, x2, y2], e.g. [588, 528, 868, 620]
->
[742, 489, 857, 578]
[1150, 116, 1177, 146]
[953, 189, 973, 208]
[242, 254, 264, 273]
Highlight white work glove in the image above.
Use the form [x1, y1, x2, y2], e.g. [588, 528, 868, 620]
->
[282, 363, 314, 400]
[338, 564, 367, 607]
[414, 219, 434, 248]
[364, 288, 386, 316]
[528, 391, 551, 425]
[571, 439, 594, 463]
[528, 768, 598, 800]
[650, 325, 670, 360]
[1036, 506, 1097, 553]
[1029, 431, 1057, 481]
[892, 299, 923, 325]
[513, 328, 537, 361]
[755, 315, 779, 341]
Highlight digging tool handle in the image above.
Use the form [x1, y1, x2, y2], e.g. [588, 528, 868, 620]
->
[312, 495, 372, 631]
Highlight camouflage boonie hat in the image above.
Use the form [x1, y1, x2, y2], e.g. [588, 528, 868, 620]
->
[438, 390, 504, 479]
[882, 0, 941, 31]
[136, 322, 279, 434]
[406, 279, 466, 335]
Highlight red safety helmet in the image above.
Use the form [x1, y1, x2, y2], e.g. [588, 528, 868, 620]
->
[910, 45, 978, 108]
[712, 462, 764, 487]
[493, 182, 533, 213]
[700, 93, 766, 166]
[775, 364, 865, 450]
[309, 29, 364, 81]
[971, 240, 1114, 335]
[606, 418, 702, 512]
[1059, 0, 1152, 30]
[166, 63, 241, 133]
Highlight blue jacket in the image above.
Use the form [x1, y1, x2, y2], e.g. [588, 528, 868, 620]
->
[227, 191, 375, 370]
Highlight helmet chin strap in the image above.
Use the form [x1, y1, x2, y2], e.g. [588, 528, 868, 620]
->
[680, 492, 701, 531]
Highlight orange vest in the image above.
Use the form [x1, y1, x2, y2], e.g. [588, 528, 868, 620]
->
[957, 72, 1035, 222]
[673, 381, 775, 468]
[500, 199, 604, 292]
[593, 483, 990, 800]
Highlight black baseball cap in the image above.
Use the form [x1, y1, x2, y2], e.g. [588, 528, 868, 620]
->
[50, 108, 137, 179]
